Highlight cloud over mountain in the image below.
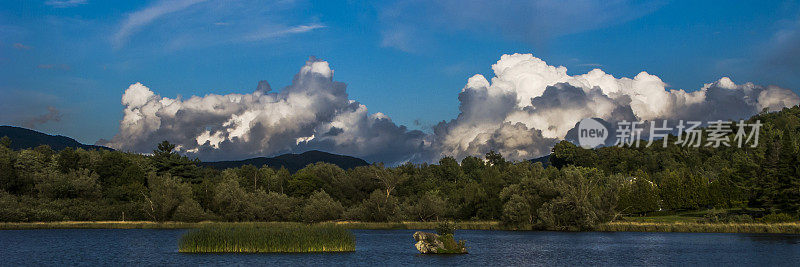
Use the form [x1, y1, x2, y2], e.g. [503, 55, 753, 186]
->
[104, 54, 800, 163]
[101, 58, 428, 163]
[431, 54, 799, 161]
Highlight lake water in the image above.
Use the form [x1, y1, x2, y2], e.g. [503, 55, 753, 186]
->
[1, 229, 799, 266]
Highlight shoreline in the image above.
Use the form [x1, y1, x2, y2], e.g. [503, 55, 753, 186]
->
[1, 221, 799, 234]
[596, 222, 800, 234]
[0, 221, 502, 230]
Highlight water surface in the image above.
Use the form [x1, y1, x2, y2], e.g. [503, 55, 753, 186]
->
[1, 229, 798, 266]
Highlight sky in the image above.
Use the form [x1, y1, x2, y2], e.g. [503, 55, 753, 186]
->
[1, 0, 799, 163]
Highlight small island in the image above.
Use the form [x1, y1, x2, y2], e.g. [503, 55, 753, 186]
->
[413, 223, 467, 254]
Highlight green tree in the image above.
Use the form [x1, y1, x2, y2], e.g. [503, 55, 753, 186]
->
[151, 141, 201, 183]
[501, 194, 533, 228]
[142, 173, 203, 221]
[403, 191, 447, 221]
[213, 171, 256, 221]
[346, 189, 400, 222]
[0, 136, 10, 148]
[537, 166, 619, 231]
[485, 150, 506, 167]
[373, 164, 408, 202]
[0, 143, 23, 194]
[618, 177, 660, 215]
[57, 147, 82, 173]
[35, 168, 102, 199]
[300, 190, 344, 222]
[252, 191, 298, 221]
[437, 157, 463, 182]
[774, 130, 800, 215]
[498, 164, 557, 228]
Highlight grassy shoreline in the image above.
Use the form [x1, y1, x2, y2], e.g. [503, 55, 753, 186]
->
[596, 222, 800, 234]
[0, 221, 502, 231]
[1, 220, 799, 234]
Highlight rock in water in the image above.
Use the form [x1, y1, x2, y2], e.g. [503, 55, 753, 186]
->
[413, 232, 443, 254]
[413, 231, 467, 254]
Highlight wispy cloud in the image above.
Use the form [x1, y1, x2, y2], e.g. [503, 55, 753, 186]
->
[764, 17, 800, 71]
[379, 0, 664, 52]
[244, 24, 326, 42]
[112, 0, 320, 50]
[45, 0, 87, 8]
[113, 0, 207, 48]
[13, 43, 32, 50]
[37, 64, 71, 70]
[22, 106, 62, 128]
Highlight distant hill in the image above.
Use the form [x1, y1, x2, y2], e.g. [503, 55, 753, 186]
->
[0, 126, 111, 151]
[199, 150, 370, 172]
[529, 154, 550, 166]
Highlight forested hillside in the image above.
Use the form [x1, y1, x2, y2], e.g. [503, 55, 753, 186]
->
[199, 150, 369, 172]
[1, 106, 798, 230]
[0, 126, 110, 151]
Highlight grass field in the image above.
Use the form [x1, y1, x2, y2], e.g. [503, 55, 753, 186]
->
[178, 224, 355, 253]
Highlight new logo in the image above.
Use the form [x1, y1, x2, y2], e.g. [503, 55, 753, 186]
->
[577, 118, 608, 148]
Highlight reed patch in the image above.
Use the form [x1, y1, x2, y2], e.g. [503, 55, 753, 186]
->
[178, 224, 356, 253]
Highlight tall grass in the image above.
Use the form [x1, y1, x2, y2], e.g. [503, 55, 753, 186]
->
[178, 224, 356, 253]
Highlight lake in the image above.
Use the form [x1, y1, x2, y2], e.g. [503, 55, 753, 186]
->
[1, 229, 798, 266]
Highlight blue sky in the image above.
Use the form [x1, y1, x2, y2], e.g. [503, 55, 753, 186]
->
[1, 0, 799, 147]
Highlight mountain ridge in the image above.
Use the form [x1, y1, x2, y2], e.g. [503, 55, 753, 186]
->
[0, 125, 370, 172]
[0, 125, 111, 151]
[199, 150, 370, 172]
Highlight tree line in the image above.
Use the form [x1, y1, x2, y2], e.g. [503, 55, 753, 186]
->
[1, 106, 799, 229]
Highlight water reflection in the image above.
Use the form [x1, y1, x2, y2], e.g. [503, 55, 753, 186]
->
[744, 234, 800, 244]
[0, 229, 798, 266]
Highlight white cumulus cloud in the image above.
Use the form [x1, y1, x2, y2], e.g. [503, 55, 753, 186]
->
[430, 53, 800, 161]
[101, 58, 428, 164]
[104, 54, 800, 163]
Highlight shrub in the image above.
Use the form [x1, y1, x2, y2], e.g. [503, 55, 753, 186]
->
[501, 194, 532, 228]
[537, 167, 619, 231]
[760, 213, 797, 223]
[172, 200, 208, 222]
[435, 221, 455, 236]
[403, 191, 447, 221]
[701, 211, 754, 223]
[435, 234, 467, 254]
[143, 173, 200, 221]
[344, 190, 400, 222]
[253, 191, 299, 221]
[700, 210, 755, 223]
[213, 172, 256, 221]
[300, 190, 344, 223]
[35, 169, 101, 200]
